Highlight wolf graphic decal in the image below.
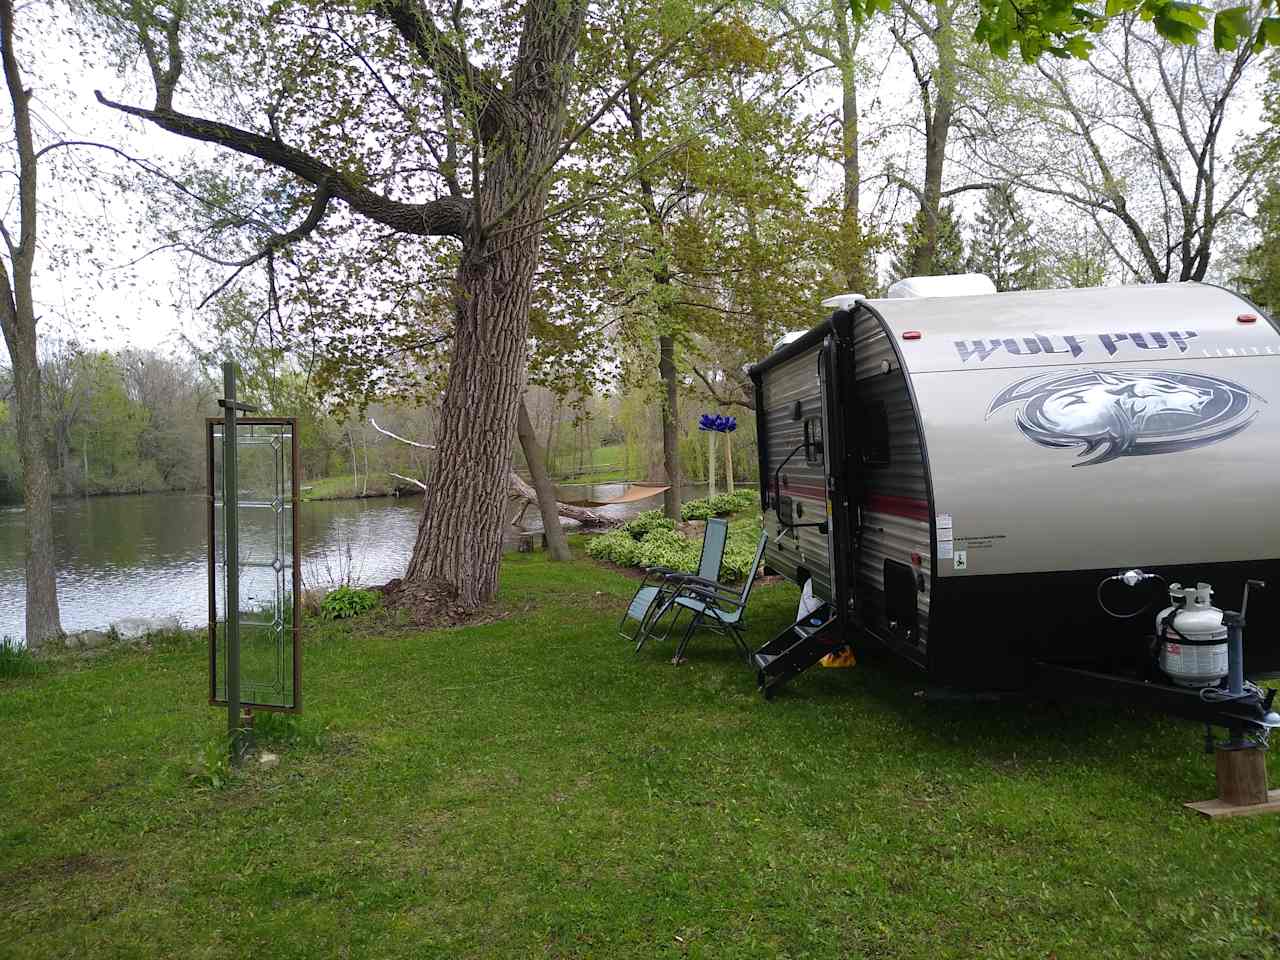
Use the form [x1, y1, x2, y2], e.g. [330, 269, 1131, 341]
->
[986, 369, 1262, 466]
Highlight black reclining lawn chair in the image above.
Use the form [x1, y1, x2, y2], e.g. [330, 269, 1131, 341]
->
[617, 517, 728, 648]
[659, 530, 768, 665]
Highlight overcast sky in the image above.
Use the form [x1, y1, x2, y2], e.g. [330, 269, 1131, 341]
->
[10, 10, 1269, 361]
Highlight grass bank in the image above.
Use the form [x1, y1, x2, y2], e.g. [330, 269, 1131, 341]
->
[302, 474, 408, 501]
[2, 547, 1278, 959]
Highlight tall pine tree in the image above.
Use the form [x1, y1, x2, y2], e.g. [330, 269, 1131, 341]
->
[965, 185, 1043, 291]
[890, 203, 966, 281]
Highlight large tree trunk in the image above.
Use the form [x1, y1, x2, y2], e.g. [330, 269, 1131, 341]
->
[911, 2, 958, 277]
[832, 0, 869, 293]
[517, 398, 571, 561]
[0, 0, 60, 648]
[402, 2, 586, 608]
[914, 96, 953, 276]
[658, 333, 682, 521]
[5, 323, 62, 647]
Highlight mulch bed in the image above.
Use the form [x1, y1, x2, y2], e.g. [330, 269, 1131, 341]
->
[377, 578, 503, 631]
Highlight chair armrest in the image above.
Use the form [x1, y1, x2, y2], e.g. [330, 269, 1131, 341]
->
[676, 583, 745, 610]
[676, 576, 741, 599]
[643, 565, 684, 577]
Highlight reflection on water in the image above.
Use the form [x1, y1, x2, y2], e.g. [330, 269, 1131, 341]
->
[0, 483, 705, 637]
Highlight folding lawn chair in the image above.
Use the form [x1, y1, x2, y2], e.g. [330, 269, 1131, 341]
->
[617, 517, 729, 647]
[662, 530, 768, 665]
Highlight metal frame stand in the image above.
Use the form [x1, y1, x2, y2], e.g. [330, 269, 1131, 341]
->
[218, 362, 260, 764]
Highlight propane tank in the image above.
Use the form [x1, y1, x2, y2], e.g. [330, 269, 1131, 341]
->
[1156, 582, 1229, 688]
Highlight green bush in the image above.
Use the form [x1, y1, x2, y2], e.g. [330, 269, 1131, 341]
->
[634, 528, 701, 573]
[586, 530, 645, 567]
[589, 518, 763, 581]
[621, 509, 675, 540]
[680, 489, 757, 521]
[319, 586, 380, 621]
[721, 520, 765, 581]
[710, 490, 757, 514]
[680, 499, 715, 521]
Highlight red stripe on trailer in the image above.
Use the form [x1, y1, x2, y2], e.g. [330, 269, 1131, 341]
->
[865, 494, 930, 522]
[778, 482, 827, 500]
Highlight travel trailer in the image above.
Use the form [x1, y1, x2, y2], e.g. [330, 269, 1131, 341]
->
[748, 277, 1280, 736]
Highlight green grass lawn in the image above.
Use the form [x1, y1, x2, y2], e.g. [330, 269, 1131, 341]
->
[3, 548, 1279, 959]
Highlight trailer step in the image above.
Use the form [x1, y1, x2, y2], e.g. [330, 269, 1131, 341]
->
[751, 606, 844, 698]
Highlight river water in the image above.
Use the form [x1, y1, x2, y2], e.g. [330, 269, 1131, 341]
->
[0, 483, 700, 639]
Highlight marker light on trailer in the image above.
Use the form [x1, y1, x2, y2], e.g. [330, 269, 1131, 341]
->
[903, 330, 922, 340]
[1237, 314, 1258, 324]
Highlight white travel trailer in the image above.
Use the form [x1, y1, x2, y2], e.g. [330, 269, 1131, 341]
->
[748, 279, 1280, 733]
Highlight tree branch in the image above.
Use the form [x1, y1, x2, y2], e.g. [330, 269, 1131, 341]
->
[94, 91, 473, 238]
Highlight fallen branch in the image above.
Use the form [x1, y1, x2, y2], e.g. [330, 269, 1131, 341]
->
[388, 471, 427, 491]
[374, 419, 612, 527]
[371, 418, 435, 449]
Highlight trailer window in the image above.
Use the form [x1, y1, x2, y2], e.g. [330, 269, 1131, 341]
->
[861, 400, 890, 466]
[803, 417, 823, 463]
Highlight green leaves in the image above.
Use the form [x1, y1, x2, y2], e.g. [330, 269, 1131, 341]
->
[319, 586, 381, 621]
[1213, 5, 1251, 48]
[898, 0, 1280, 61]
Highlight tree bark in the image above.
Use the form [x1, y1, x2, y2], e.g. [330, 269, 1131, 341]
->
[658, 333, 682, 521]
[894, 0, 959, 278]
[517, 398, 571, 561]
[831, 0, 869, 292]
[401, 1, 588, 608]
[0, 0, 61, 647]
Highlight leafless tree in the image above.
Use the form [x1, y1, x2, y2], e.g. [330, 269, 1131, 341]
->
[977, 15, 1268, 282]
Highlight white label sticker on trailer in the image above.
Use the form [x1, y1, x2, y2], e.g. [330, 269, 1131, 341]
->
[938, 527, 953, 543]
[953, 550, 968, 570]
[938, 541, 954, 559]
[937, 513, 953, 530]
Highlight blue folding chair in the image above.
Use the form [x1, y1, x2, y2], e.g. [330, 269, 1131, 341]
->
[618, 517, 729, 649]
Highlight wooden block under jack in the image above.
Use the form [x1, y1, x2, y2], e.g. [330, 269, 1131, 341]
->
[1185, 789, 1280, 819]
[1185, 743, 1280, 819]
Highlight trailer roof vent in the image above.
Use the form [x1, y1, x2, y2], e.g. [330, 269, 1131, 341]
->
[772, 330, 808, 351]
[886, 274, 996, 299]
[820, 292, 866, 310]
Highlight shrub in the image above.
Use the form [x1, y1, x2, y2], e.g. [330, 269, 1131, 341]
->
[621, 509, 675, 540]
[319, 586, 380, 621]
[680, 499, 715, 521]
[586, 530, 645, 567]
[710, 490, 757, 514]
[721, 523, 765, 581]
[634, 528, 701, 573]
[680, 489, 758, 521]
[588, 517, 764, 582]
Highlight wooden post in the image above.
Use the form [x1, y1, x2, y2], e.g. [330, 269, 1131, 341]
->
[1215, 745, 1268, 806]
[707, 430, 716, 498]
[724, 430, 734, 494]
[1186, 743, 1280, 818]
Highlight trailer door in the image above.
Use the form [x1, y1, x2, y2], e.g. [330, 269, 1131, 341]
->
[819, 325, 862, 623]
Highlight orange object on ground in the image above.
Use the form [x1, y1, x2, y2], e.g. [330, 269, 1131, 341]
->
[820, 646, 856, 668]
